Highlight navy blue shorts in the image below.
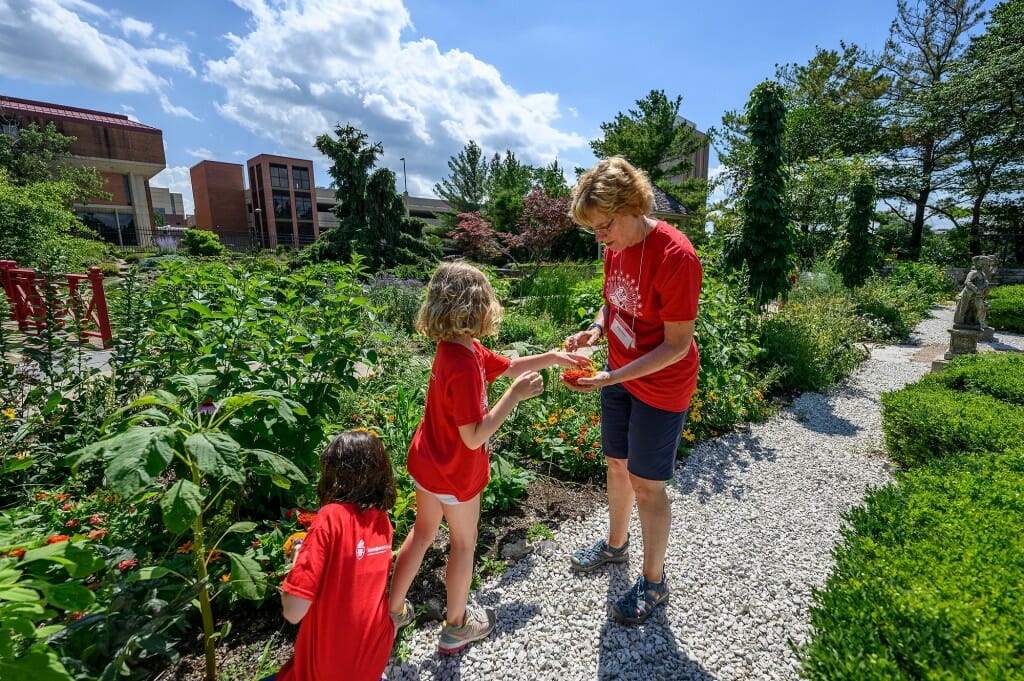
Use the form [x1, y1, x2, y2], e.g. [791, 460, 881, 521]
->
[600, 382, 689, 481]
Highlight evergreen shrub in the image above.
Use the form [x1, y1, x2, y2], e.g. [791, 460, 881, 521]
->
[986, 284, 1024, 333]
[929, 352, 1024, 406]
[799, 449, 1024, 681]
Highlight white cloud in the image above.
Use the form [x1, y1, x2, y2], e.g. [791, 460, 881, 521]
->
[159, 93, 199, 120]
[187, 147, 215, 159]
[120, 17, 152, 39]
[204, 0, 587, 197]
[150, 165, 195, 215]
[0, 0, 193, 93]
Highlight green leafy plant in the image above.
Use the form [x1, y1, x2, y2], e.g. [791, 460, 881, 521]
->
[986, 284, 1024, 333]
[180, 229, 225, 257]
[69, 372, 307, 681]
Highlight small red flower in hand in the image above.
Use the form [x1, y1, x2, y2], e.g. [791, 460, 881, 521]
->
[561, 361, 596, 387]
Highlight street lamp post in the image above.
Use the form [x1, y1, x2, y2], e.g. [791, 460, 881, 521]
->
[399, 157, 409, 216]
[253, 207, 262, 250]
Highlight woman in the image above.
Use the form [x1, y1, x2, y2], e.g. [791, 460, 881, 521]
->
[563, 156, 702, 625]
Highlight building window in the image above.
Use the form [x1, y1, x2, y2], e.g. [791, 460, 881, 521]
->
[276, 221, 296, 248]
[297, 221, 315, 246]
[270, 164, 289, 189]
[272, 190, 291, 219]
[294, 194, 313, 220]
[293, 167, 310, 190]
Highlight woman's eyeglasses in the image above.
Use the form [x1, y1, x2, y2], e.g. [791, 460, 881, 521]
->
[579, 215, 615, 236]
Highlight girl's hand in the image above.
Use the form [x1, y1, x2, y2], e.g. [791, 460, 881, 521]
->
[510, 371, 544, 402]
[551, 351, 592, 368]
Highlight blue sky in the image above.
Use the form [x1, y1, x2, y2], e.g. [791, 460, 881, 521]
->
[0, 0, 978, 214]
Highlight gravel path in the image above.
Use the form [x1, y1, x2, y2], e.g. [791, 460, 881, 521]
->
[385, 306, 1024, 681]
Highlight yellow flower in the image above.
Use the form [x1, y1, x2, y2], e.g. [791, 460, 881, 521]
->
[220, 573, 231, 582]
[2, 408, 14, 420]
[682, 429, 695, 442]
[691, 412, 702, 423]
[564, 408, 575, 416]
[547, 415, 558, 425]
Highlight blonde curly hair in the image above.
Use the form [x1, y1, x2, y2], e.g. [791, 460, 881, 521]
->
[570, 156, 654, 227]
[416, 261, 503, 341]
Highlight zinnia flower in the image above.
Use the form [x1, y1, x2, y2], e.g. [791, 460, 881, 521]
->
[283, 532, 307, 559]
[88, 529, 107, 540]
[46, 535, 70, 545]
[117, 558, 138, 572]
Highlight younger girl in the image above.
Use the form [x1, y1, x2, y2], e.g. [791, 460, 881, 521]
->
[388, 262, 589, 654]
[276, 429, 397, 681]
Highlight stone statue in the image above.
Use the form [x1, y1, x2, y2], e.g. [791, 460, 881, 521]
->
[953, 255, 992, 329]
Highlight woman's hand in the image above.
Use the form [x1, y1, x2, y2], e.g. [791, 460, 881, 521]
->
[560, 369, 614, 392]
[564, 327, 601, 352]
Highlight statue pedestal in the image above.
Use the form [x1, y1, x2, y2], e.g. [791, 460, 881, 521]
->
[981, 326, 995, 341]
[945, 326, 982, 360]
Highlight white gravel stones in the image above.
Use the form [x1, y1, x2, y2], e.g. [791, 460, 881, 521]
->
[384, 306, 1024, 680]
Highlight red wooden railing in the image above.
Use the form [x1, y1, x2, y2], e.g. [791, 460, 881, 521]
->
[0, 260, 113, 348]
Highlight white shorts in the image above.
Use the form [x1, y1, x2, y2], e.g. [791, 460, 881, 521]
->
[410, 476, 464, 506]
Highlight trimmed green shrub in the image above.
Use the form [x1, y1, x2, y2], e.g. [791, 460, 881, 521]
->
[180, 228, 225, 256]
[930, 352, 1024, 406]
[799, 449, 1024, 680]
[758, 294, 868, 392]
[881, 380, 1024, 469]
[886, 261, 957, 299]
[987, 284, 1024, 333]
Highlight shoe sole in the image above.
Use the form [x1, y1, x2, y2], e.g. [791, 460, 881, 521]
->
[437, 628, 494, 655]
[569, 553, 629, 573]
[611, 594, 669, 624]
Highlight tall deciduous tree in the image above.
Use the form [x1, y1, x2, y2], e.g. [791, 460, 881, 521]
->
[0, 120, 106, 203]
[434, 140, 489, 228]
[501, 186, 573, 264]
[311, 124, 438, 269]
[867, 0, 986, 258]
[590, 89, 703, 184]
[485, 150, 534, 234]
[727, 81, 796, 307]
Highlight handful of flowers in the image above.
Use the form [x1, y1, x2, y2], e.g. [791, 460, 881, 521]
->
[284, 531, 307, 561]
[561, 360, 596, 387]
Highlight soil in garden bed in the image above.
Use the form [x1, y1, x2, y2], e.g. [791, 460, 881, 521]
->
[155, 474, 607, 681]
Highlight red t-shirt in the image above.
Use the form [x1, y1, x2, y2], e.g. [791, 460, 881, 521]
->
[276, 503, 394, 681]
[406, 339, 511, 502]
[603, 220, 702, 412]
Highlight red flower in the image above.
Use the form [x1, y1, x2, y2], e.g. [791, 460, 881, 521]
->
[117, 558, 138, 572]
[70, 611, 85, 620]
[561, 363, 596, 387]
[89, 514, 105, 525]
[65, 518, 81, 528]
[46, 535, 70, 545]
[61, 503, 73, 512]
[10, 548, 26, 560]
[252, 538, 261, 548]
[297, 511, 317, 528]
[53, 493, 69, 502]
[34, 492, 49, 500]
[284, 508, 297, 520]
[88, 529, 107, 540]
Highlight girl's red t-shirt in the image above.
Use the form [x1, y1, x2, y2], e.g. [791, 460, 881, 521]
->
[407, 339, 510, 502]
[603, 220, 702, 412]
[276, 503, 394, 681]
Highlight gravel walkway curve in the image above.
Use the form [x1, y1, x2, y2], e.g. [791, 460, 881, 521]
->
[385, 306, 1024, 681]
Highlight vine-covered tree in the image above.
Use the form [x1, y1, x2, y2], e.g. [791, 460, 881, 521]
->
[726, 81, 796, 307]
[310, 124, 438, 269]
[835, 168, 878, 288]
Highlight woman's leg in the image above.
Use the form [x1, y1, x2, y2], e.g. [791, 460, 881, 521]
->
[439, 493, 482, 626]
[389, 488, 444, 613]
[606, 457, 634, 549]
[631, 474, 670, 582]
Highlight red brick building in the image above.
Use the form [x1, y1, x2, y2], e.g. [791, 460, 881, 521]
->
[246, 154, 320, 248]
[189, 160, 249, 247]
[0, 95, 166, 247]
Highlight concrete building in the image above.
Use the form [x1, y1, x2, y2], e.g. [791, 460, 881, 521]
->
[0, 94, 166, 247]
[189, 160, 249, 248]
[150, 186, 187, 226]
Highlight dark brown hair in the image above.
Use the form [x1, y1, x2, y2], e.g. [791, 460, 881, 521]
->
[316, 429, 396, 511]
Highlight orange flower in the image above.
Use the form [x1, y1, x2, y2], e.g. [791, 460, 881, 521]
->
[284, 532, 308, 559]
[177, 541, 194, 554]
[547, 415, 557, 425]
[220, 573, 231, 582]
[53, 493, 69, 502]
[88, 529, 107, 540]
[5, 548, 26, 560]
[208, 549, 223, 562]
[46, 534, 70, 545]
[117, 558, 138, 572]
[34, 492, 49, 500]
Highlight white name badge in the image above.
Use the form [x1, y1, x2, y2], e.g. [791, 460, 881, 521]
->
[610, 313, 636, 349]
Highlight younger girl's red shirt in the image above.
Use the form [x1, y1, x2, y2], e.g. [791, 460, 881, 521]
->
[603, 220, 702, 412]
[407, 339, 511, 502]
[276, 503, 394, 681]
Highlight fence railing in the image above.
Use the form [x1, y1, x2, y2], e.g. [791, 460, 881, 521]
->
[0, 260, 112, 348]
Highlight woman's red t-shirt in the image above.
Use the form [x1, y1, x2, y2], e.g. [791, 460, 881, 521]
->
[603, 220, 702, 412]
[406, 339, 510, 502]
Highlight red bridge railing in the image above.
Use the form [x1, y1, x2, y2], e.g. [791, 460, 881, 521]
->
[0, 260, 113, 349]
